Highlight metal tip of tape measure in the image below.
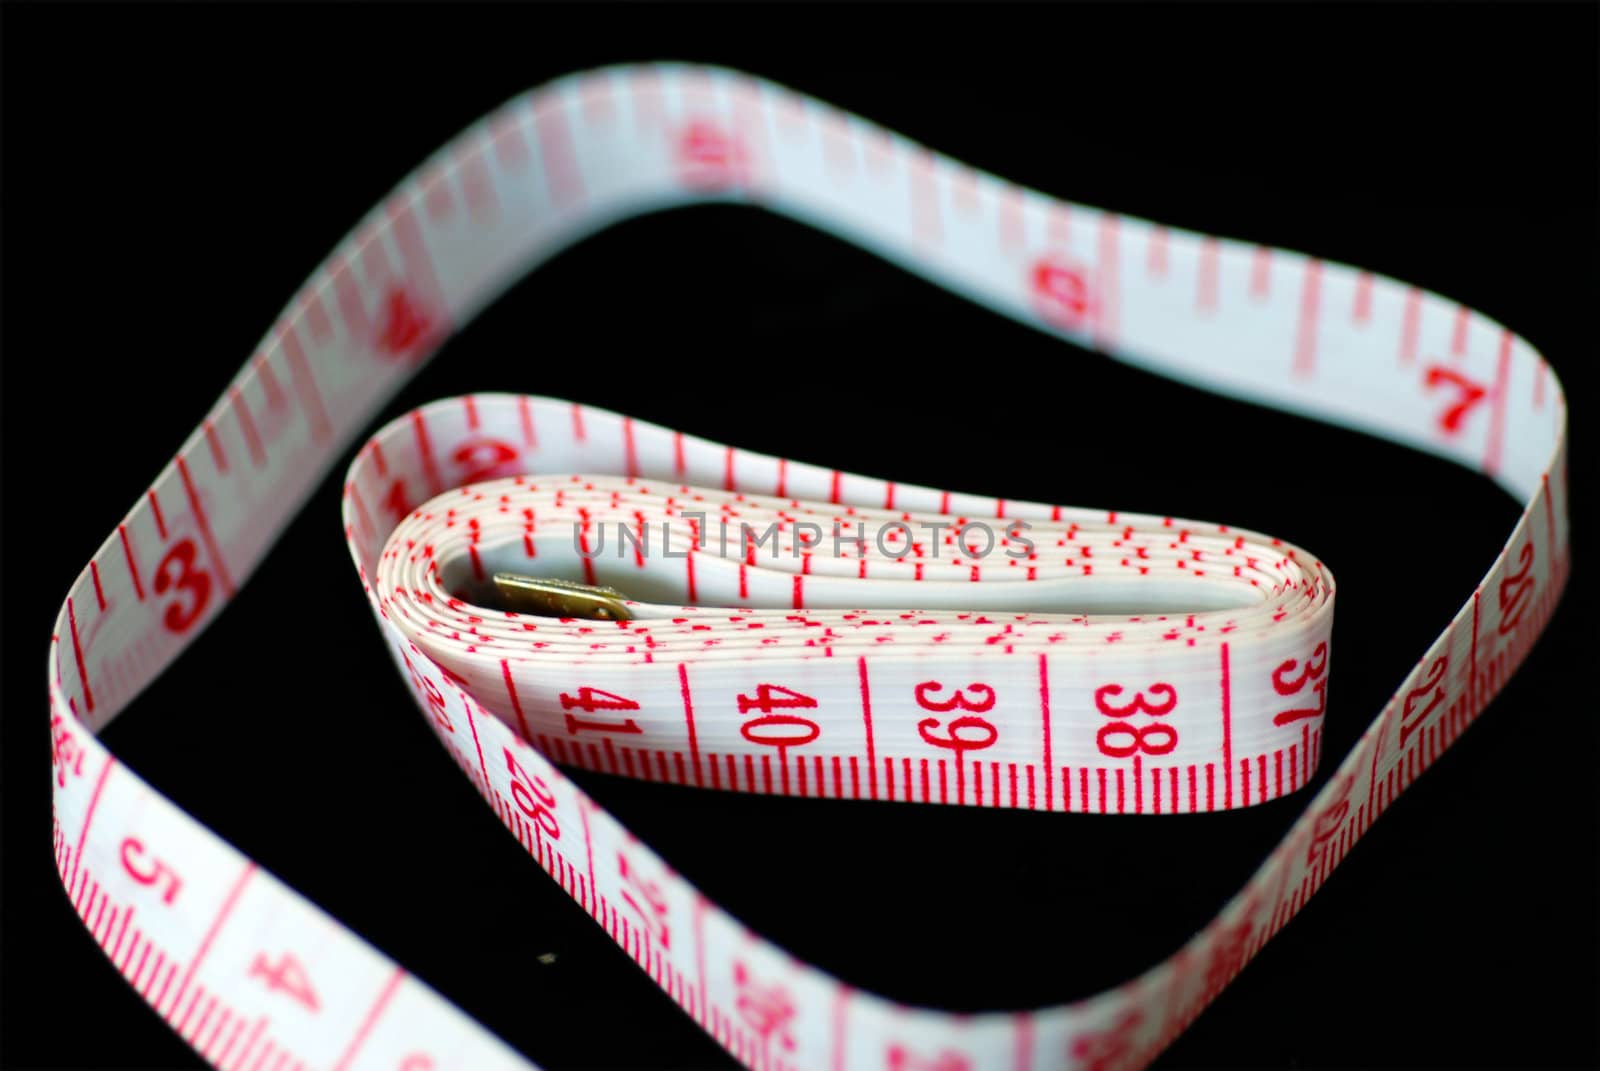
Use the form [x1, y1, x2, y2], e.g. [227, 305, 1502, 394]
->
[489, 573, 634, 622]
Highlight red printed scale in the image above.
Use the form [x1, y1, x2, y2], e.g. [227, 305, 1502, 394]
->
[47, 65, 1570, 1071]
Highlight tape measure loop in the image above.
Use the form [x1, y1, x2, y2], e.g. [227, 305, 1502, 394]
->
[45, 63, 1570, 1071]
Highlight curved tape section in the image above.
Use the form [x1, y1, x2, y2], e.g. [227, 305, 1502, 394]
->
[46, 64, 1569, 1071]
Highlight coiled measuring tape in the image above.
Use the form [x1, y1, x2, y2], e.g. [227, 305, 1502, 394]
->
[47, 64, 1570, 1071]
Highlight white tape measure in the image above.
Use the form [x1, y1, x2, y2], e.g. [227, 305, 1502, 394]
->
[47, 64, 1569, 1070]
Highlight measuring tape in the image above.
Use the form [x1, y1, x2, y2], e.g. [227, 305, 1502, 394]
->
[47, 63, 1569, 1070]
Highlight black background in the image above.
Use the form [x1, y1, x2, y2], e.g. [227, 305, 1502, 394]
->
[3, 3, 1597, 1069]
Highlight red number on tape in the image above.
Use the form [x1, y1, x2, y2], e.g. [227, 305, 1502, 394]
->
[738, 684, 821, 750]
[1070, 1008, 1143, 1071]
[916, 715, 999, 756]
[452, 438, 520, 485]
[1271, 642, 1329, 726]
[1399, 656, 1448, 749]
[913, 680, 996, 714]
[1093, 682, 1178, 718]
[732, 961, 797, 1052]
[1096, 721, 1179, 758]
[1032, 257, 1094, 329]
[741, 715, 821, 749]
[50, 712, 85, 787]
[1423, 364, 1488, 435]
[1094, 681, 1179, 758]
[1498, 542, 1535, 635]
[375, 287, 432, 358]
[677, 122, 748, 189]
[383, 478, 413, 523]
[617, 851, 671, 949]
[153, 538, 211, 633]
[914, 680, 1000, 759]
[249, 951, 320, 1012]
[737, 683, 818, 714]
[119, 837, 182, 905]
[504, 747, 560, 838]
[1305, 773, 1355, 868]
[559, 686, 643, 736]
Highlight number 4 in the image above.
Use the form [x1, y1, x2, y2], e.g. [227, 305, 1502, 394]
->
[559, 686, 642, 736]
[250, 952, 319, 1011]
[737, 683, 817, 714]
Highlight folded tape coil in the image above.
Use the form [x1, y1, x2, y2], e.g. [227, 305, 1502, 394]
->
[46, 64, 1570, 1071]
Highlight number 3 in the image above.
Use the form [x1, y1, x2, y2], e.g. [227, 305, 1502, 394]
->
[154, 538, 211, 633]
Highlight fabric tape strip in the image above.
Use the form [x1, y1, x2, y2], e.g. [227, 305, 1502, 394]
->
[46, 63, 1571, 1071]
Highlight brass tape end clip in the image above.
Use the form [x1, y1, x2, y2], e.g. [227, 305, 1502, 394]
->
[490, 573, 635, 622]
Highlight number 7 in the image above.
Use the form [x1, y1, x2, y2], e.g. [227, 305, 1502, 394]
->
[1424, 365, 1487, 435]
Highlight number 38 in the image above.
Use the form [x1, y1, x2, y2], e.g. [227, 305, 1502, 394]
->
[1093, 682, 1179, 758]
